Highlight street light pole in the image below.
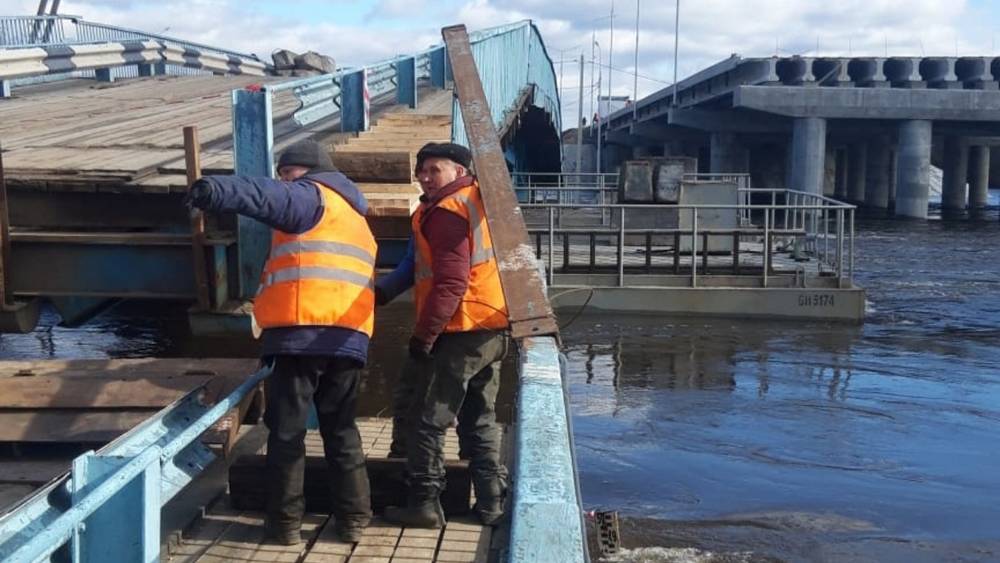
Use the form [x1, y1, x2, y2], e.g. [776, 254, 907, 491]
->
[672, 0, 680, 106]
[633, 0, 640, 120]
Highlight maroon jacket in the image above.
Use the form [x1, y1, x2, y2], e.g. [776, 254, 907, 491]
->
[412, 175, 479, 346]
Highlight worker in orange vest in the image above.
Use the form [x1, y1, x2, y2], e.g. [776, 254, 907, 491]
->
[376, 142, 510, 528]
[185, 140, 375, 545]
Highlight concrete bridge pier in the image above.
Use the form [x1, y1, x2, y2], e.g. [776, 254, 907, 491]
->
[847, 143, 868, 203]
[864, 138, 892, 209]
[788, 117, 827, 194]
[968, 145, 991, 209]
[823, 145, 837, 196]
[710, 132, 749, 173]
[896, 119, 933, 218]
[942, 137, 969, 210]
[834, 148, 848, 199]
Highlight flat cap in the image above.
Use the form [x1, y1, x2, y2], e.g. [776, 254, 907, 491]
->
[415, 142, 473, 171]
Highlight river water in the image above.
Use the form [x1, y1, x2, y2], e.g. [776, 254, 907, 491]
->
[1, 199, 998, 562]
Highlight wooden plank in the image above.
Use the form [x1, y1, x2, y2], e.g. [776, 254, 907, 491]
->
[191, 512, 325, 563]
[0, 410, 156, 443]
[357, 183, 421, 195]
[0, 460, 68, 484]
[0, 484, 36, 513]
[0, 374, 212, 408]
[0, 358, 258, 379]
[302, 516, 355, 563]
[332, 151, 414, 183]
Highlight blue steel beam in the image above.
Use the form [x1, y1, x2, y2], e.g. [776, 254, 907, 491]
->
[231, 88, 274, 300]
[395, 56, 417, 109]
[510, 336, 587, 563]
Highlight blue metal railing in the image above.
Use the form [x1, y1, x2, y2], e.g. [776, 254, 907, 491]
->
[452, 21, 562, 147]
[0, 15, 267, 89]
[0, 365, 273, 562]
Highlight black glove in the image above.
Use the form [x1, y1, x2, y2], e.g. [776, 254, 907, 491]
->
[183, 178, 215, 210]
[374, 285, 389, 307]
[408, 335, 433, 361]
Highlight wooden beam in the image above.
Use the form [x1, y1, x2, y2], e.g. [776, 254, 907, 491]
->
[0, 375, 212, 409]
[442, 25, 558, 339]
[330, 150, 413, 183]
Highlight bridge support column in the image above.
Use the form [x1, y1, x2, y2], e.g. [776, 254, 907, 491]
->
[889, 149, 898, 209]
[834, 148, 848, 199]
[968, 145, 990, 209]
[137, 63, 154, 77]
[788, 117, 826, 194]
[710, 132, 748, 173]
[865, 138, 891, 209]
[0, 80, 10, 98]
[896, 119, 933, 219]
[942, 137, 969, 210]
[823, 144, 836, 196]
[847, 143, 867, 203]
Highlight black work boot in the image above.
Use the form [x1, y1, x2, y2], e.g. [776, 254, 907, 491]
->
[334, 516, 370, 543]
[384, 493, 446, 528]
[473, 479, 507, 526]
[265, 519, 301, 546]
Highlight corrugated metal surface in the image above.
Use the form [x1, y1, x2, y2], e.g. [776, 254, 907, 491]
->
[451, 21, 561, 150]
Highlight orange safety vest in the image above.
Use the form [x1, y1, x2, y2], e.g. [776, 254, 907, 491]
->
[412, 180, 509, 333]
[254, 182, 377, 337]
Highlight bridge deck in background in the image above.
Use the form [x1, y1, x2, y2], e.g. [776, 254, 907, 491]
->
[0, 74, 452, 218]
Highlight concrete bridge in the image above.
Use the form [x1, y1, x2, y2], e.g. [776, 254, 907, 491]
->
[602, 55, 1000, 218]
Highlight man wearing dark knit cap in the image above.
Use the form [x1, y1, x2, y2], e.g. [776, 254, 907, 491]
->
[186, 139, 374, 545]
[376, 142, 511, 529]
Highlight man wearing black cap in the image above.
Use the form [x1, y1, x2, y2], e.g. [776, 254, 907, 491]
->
[376, 142, 510, 528]
[186, 139, 375, 545]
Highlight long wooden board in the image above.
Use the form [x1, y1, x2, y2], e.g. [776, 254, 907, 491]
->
[0, 374, 213, 408]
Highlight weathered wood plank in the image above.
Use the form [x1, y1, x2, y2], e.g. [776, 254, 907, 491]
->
[332, 151, 414, 184]
[0, 374, 212, 409]
[0, 410, 156, 443]
[0, 460, 68, 484]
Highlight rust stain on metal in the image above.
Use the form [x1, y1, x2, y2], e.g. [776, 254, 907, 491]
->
[442, 24, 558, 340]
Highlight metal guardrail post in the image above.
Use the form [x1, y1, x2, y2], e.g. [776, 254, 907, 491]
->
[691, 208, 698, 288]
[395, 56, 417, 109]
[548, 207, 555, 287]
[762, 208, 770, 288]
[848, 209, 855, 285]
[430, 47, 447, 88]
[231, 86, 274, 300]
[836, 209, 844, 284]
[618, 208, 625, 287]
[340, 69, 370, 133]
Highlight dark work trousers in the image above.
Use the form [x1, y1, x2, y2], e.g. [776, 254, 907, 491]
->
[264, 355, 372, 529]
[405, 330, 510, 499]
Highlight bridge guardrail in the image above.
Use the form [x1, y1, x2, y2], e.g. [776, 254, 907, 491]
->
[521, 186, 856, 289]
[0, 365, 273, 562]
[0, 15, 268, 92]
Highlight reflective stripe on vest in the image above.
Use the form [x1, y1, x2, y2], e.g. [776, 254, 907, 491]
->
[253, 181, 377, 335]
[413, 192, 493, 283]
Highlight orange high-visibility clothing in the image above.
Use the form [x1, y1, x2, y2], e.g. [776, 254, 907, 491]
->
[254, 183, 377, 337]
[412, 181, 509, 333]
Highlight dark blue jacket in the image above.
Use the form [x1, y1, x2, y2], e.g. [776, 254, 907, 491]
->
[376, 238, 415, 301]
[199, 170, 371, 365]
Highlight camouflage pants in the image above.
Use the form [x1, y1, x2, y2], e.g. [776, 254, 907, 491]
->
[392, 330, 510, 498]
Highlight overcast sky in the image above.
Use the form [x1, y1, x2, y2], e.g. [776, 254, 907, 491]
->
[13, 0, 1000, 127]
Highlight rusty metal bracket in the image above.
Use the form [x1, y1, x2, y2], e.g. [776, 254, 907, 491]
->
[442, 24, 559, 340]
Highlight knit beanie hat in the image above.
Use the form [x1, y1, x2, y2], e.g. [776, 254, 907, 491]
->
[277, 140, 335, 171]
[415, 142, 473, 171]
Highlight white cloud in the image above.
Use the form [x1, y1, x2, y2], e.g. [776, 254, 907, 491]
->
[7, 0, 999, 129]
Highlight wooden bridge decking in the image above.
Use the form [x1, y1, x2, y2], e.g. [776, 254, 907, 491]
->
[0, 74, 453, 220]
